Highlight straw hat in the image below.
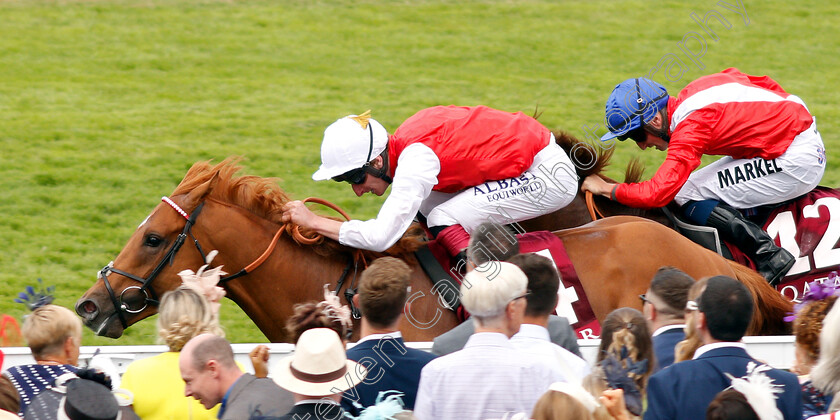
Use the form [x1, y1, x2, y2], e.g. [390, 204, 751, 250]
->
[274, 328, 367, 396]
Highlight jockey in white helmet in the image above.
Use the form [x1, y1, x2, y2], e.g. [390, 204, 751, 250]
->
[282, 106, 579, 260]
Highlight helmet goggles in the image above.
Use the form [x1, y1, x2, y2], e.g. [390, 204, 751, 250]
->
[332, 166, 368, 185]
[618, 126, 647, 143]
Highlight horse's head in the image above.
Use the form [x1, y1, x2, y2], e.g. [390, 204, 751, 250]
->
[76, 173, 219, 338]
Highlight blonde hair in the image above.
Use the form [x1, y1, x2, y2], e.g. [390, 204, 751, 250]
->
[158, 286, 224, 351]
[582, 373, 638, 420]
[793, 296, 838, 364]
[674, 277, 708, 363]
[22, 304, 82, 360]
[597, 308, 654, 391]
[582, 373, 610, 420]
[532, 390, 595, 420]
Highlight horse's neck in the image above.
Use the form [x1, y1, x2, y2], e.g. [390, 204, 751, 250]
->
[232, 242, 349, 335]
[199, 203, 349, 341]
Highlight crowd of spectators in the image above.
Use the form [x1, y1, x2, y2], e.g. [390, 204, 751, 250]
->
[121, 285, 230, 419]
[4, 222, 840, 420]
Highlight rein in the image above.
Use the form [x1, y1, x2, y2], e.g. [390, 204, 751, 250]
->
[99, 195, 366, 329]
[296, 197, 368, 319]
[585, 190, 607, 221]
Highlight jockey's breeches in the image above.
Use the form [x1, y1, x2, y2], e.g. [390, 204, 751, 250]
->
[420, 138, 579, 233]
[675, 118, 826, 209]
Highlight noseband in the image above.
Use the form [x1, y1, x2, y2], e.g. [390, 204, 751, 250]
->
[98, 197, 207, 330]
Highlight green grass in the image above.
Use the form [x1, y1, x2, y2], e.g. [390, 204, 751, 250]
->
[1, 0, 838, 346]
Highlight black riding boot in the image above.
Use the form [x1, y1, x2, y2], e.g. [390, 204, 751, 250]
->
[705, 204, 795, 286]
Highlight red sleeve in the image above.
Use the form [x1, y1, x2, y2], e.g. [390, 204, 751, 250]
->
[614, 120, 709, 208]
[722, 67, 786, 94]
[614, 154, 699, 208]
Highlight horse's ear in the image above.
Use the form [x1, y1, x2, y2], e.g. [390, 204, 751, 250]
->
[183, 171, 220, 210]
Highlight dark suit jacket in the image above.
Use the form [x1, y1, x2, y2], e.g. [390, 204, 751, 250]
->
[278, 402, 350, 420]
[644, 346, 802, 420]
[341, 335, 436, 415]
[652, 327, 685, 372]
[431, 315, 581, 357]
[221, 373, 295, 420]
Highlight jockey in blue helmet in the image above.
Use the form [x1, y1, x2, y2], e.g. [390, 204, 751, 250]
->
[583, 70, 824, 286]
[601, 77, 670, 145]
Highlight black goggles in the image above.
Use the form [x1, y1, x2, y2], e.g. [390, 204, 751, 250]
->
[332, 166, 368, 185]
[617, 126, 647, 143]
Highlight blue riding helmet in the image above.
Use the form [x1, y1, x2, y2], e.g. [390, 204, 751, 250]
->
[601, 78, 669, 141]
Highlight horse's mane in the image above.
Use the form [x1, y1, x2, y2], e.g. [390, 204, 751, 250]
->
[171, 157, 425, 260]
[173, 157, 290, 223]
[552, 130, 646, 183]
[624, 157, 646, 183]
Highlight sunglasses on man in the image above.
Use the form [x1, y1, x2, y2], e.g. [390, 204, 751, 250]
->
[618, 126, 647, 143]
[332, 166, 369, 185]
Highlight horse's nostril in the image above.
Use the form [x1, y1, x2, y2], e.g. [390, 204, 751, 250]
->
[83, 301, 98, 315]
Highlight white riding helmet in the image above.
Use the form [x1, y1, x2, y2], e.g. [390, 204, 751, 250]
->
[312, 111, 389, 181]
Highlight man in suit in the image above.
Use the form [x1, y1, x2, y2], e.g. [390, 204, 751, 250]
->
[507, 253, 590, 383]
[644, 276, 802, 420]
[432, 308, 580, 357]
[432, 222, 582, 357]
[341, 257, 437, 415]
[179, 334, 294, 420]
[414, 262, 557, 420]
[274, 328, 365, 420]
[642, 266, 695, 372]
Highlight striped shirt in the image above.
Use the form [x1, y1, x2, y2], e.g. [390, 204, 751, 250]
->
[4, 363, 78, 416]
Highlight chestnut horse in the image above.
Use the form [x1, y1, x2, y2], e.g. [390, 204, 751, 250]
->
[75, 159, 791, 342]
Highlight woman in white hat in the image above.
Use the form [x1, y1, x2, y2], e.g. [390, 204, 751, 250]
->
[273, 328, 367, 420]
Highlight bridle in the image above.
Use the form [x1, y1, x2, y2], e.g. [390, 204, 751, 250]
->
[97, 195, 364, 330]
[98, 197, 213, 330]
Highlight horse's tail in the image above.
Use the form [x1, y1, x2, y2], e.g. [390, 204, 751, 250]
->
[727, 260, 792, 335]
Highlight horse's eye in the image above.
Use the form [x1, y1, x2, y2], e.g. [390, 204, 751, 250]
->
[144, 235, 164, 248]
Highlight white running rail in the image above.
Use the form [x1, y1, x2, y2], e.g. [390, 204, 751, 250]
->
[1, 336, 795, 378]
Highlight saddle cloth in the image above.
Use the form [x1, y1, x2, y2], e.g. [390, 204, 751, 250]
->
[673, 186, 840, 301]
[754, 186, 840, 298]
[425, 230, 601, 339]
